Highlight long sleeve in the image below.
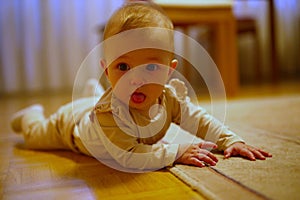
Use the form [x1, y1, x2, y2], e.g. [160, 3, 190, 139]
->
[178, 101, 244, 150]
[166, 79, 244, 151]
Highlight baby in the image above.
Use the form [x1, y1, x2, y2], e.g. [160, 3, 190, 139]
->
[11, 2, 271, 172]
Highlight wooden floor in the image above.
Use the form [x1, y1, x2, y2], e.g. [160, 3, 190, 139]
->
[1, 80, 299, 200]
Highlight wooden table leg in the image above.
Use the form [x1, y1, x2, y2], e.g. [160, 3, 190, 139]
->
[213, 17, 239, 96]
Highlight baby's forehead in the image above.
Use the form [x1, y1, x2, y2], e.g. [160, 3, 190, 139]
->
[114, 49, 173, 62]
[103, 28, 174, 63]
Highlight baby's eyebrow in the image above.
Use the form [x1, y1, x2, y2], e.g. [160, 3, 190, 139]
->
[117, 55, 130, 60]
[116, 55, 163, 63]
[145, 57, 163, 62]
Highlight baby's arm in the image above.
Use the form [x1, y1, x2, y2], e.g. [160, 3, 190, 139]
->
[168, 79, 272, 164]
[175, 98, 272, 162]
[175, 141, 218, 167]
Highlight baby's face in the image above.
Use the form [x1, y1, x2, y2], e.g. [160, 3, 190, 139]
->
[105, 49, 177, 111]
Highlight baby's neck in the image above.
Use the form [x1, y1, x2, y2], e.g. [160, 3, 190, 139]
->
[135, 99, 160, 119]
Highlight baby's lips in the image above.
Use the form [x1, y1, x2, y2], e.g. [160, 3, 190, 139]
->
[131, 92, 146, 103]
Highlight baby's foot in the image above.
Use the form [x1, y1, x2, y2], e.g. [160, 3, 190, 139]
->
[10, 104, 44, 133]
[83, 78, 105, 97]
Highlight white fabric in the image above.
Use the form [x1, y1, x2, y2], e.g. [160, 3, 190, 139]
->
[78, 79, 243, 171]
[0, 0, 124, 93]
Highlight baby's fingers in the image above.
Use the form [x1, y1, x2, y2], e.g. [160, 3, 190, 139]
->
[258, 149, 272, 158]
[225, 146, 256, 161]
[251, 149, 266, 160]
[224, 146, 235, 158]
[197, 150, 218, 166]
[206, 150, 219, 163]
[190, 157, 206, 167]
[198, 155, 217, 166]
[224, 142, 272, 161]
[251, 148, 272, 160]
[240, 148, 256, 161]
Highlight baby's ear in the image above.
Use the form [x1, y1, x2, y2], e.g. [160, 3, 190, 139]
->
[100, 59, 108, 76]
[168, 59, 178, 76]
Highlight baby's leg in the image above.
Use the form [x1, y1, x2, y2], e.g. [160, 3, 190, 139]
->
[12, 97, 97, 153]
[11, 86, 98, 152]
[11, 104, 70, 150]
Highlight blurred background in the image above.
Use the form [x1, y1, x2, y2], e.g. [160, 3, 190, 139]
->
[0, 0, 299, 96]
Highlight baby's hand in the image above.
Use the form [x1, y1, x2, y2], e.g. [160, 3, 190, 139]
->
[224, 142, 272, 161]
[176, 142, 218, 167]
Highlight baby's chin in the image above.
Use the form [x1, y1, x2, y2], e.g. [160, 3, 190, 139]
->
[128, 100, 150, 111]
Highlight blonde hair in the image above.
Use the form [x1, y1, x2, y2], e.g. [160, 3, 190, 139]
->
[103, 2, 174, 41]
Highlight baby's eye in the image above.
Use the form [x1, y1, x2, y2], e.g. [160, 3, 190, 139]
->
[145, 64, 159, 71]
[118, 63, 130, 71]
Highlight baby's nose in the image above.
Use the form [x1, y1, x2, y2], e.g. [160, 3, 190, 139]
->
[130, 77, 145, 86]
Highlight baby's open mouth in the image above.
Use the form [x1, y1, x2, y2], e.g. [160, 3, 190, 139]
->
[131, 92, 146, 104]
